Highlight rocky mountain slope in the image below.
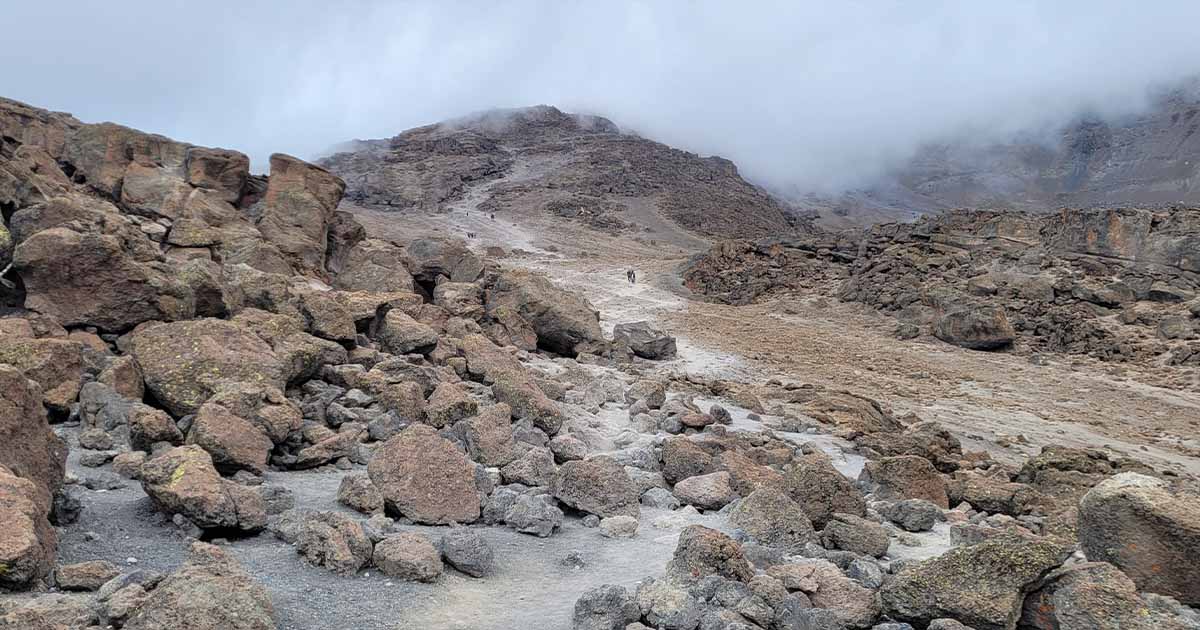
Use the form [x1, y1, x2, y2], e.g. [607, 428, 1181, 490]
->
[1, 95, 1199, 630]
[318, 105, 800, 240]
[685, 206, 1200, 374]
[806, 84, 1200, 225]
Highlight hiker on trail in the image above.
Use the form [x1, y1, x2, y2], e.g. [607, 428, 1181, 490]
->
[627, 269, 636, 284]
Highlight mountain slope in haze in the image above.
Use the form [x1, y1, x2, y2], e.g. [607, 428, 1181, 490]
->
[808, 84, 1200, 226]
[319, 105, 800, 240]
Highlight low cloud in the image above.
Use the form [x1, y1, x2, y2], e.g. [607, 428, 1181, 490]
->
[6, 1, 1200, 189]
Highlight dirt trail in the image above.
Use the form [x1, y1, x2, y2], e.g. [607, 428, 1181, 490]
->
[352, 160, 1200, 476]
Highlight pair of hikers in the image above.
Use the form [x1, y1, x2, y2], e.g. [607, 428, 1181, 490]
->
[626, 269, 636, 284]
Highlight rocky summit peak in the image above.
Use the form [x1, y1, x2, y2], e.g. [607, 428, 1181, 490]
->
[320, 104, 799, 240]
[437, 104, 620, 144]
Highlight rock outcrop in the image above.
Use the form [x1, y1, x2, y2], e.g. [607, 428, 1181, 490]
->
[685, 206, 1200, 363]
[1078, 473, 1200, 605]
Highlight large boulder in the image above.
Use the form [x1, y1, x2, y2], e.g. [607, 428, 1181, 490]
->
[128, 403, 185, 451]
[459, 333, 564, 434]
[0, 221, 9, 270]
[947, 470, 1044, 517]
[433, 282, 484, 318]
[13, 215, 194, 332]
[367, 424, 481, 524]
[783, 451, 866, 528]
[501, 447, 558, 487]
[484, 269, 605, 356]
[186, 402, 274, 475]
[424, 382, 477, 428]
[856, 421, 964, 473]
[376, 310, 438, 356]
[0, 366, 65, 591]
[295, 511, 373, 576]
[554, 456, 640, 519]
[634, 578, 706, 630]
[0, 465, 57, 589]
[859, 455, 949, 508]
[439, 526, 495, 578]
[0, 365, 66, 514]
[139, 445, 266, 532]
[613, 321, 677, 360]
[768, 559, 882, 628]
[717, 450, 785, 496]
[880, 498, 943, 532]
[332, 238, 415, 293]
[672, 471, 738, 510]
[257, 153, 345, 274]
[665, 525, 754, 583]
[461, 403, 519, 466]
[229, 309, 347, 384]
[373, 532, 443, 582]
[406, 237, 483, 284]
[130, 318, 288, 417]
[1020, 561, 1195, 630]
[799, 391, 904, 438]
[573, 584, 640, 630]
[323, 210, 366, 275]
[0, 337, 82, 413]
[881, 536, 1070, 630]
[203, 383, 301, 446]
[728, 486, 817, 551]
[337, 474, 384, 513]
[184, 146, 249, 203]
[123, 542, 276, 630]
[820, 513, 890, 558]
[56, 560, 120, 592]
[1078, 473, 1200, 605]
[661, 436, 714, 485]
[933, 305, 1016, 350]
[293, 289, 357, 344]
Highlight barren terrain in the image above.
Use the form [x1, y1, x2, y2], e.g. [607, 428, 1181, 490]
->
[353, 161, 1200, 477]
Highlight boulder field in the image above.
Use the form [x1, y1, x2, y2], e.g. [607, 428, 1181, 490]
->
[1, 96, 1199, 630]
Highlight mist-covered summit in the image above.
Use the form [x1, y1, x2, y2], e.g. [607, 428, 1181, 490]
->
[805, 83, 1200, 225]
[319, 105, 799, 240]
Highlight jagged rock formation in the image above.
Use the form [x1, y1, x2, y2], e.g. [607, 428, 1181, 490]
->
[685, 207, 1200, 363]
[0, 96, 625, 593]
[319, 105, 798, 240]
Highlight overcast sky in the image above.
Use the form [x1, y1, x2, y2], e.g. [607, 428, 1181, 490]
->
[7, 1, 1200, 191]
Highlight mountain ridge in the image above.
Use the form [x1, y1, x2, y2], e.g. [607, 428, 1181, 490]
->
[318, 104, 801, 241]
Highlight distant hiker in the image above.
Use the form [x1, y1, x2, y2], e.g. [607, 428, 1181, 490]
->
[490, 213, 495, 220]
[627, 269, 636, 284]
